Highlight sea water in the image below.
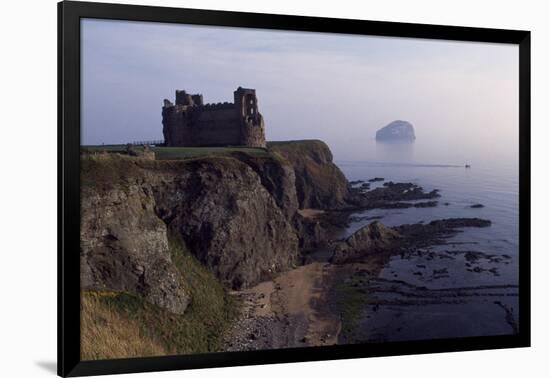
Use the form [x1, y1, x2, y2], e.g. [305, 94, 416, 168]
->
[335, 140, 519, 341]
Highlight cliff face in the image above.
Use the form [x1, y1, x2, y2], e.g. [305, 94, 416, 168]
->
[268, 140, 349, 209]
[228, 151, 299, 219]
[80, 140, 348, 313]
[80, 165, 190, 314]
[152, 158, 299, 289]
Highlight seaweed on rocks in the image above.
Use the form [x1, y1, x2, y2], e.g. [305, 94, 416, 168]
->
[347, 182, 440, 210]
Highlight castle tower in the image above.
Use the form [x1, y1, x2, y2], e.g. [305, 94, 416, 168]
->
[234, 87, 266, 148]
[191, 94, 204, 106]
[234, 87, 259, 120]
[175, 90, 193, 106]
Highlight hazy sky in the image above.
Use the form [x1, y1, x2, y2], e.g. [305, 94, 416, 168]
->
[81, 19, 518, 162]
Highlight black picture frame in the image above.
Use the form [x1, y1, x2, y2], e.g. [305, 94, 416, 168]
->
[58, 1, 531, 376]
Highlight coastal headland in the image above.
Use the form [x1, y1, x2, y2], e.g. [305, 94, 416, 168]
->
[80, 140, 512, 359]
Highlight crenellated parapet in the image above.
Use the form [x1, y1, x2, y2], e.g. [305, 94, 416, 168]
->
[198, 102, 236, 110]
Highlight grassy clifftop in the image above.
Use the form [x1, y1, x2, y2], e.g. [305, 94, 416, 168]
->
[81, 139, 350, 210]
[268, 140, 349, 209]
[83, 139, 330, 162]
[83, 144, 269, 160]
[268, 139, 333, 156]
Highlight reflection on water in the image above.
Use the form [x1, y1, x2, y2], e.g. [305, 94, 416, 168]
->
[335, 156, 519, 343]
[375, 140, 415, 163]
[354, 137, 517, 171]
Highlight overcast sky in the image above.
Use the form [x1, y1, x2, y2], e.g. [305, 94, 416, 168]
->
[81, 19, 518, 162]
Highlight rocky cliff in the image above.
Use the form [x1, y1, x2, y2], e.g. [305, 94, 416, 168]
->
[80, 156, 190, 314]
[80, 140, 349, 314]
[268, 140, 349, 209]
[152, 157, 299, 289]
[227, 151, 299, 219]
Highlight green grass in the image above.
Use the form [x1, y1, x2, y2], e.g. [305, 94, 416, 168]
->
[82, 144, 270, 160]
[154, 146, 268, 160]
[267, 139, 324, 147]
[82, 144, 128, 153]
[82, 236, 239, 358]
[81, 141, 330, 165]
[267, 140, 333, 166]
[267, 139, 327, 153]
[333, 275, 370, 336]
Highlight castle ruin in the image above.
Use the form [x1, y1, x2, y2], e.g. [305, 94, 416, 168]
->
[162, 87, 266, 148]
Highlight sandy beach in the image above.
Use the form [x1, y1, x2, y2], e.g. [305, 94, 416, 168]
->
[224, 262, 341, 350]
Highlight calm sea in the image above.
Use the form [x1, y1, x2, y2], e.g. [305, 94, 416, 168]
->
[335, 140, 519, 341]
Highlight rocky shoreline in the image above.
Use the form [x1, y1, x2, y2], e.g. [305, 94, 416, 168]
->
[222, 213, 499, 350]
[222, 169, 515, 349]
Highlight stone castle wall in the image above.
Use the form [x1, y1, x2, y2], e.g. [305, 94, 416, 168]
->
[242, 119, 266, 147]
[194, 107, 242, 146]
[162, 87, 266, 148]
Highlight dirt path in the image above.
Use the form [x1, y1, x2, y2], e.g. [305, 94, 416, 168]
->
[223, 262, 341, 351]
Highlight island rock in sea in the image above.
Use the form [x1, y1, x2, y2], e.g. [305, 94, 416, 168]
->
[376, 120, 416, 142]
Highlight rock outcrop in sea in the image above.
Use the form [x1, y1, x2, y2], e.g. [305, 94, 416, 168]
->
[331, 221, 402, 264]
[376, 120, 416, 142]
[330, 218, 492, 264]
